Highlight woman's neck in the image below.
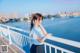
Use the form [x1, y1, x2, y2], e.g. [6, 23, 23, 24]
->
[34, 24, 40, 27]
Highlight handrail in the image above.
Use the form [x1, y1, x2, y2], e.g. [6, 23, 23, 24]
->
[47, 35, 80, 48]
[0, 24, 78, 53]
[0, 24, 29, 33]
[0, 24, 80, 48]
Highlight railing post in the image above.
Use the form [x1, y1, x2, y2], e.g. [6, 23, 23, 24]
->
[44, 44, 47, 53]
[0, 27, 4, 37]
[0, 30, 3, 37]
[49, 46, 51, 53]
[55, 48, 57, 53]
[7, 26, 12, 45]
[61, 51, 64, 53]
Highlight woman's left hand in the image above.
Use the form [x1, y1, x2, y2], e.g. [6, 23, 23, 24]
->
[46, 33, 53, 39]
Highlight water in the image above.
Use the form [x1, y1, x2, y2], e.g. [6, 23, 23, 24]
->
[2, 17, 80, 53]
[43, 17, 80, 42]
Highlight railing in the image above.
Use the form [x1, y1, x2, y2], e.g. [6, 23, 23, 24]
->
[44, 42, 74, 53]
[0, 24, 80, 53]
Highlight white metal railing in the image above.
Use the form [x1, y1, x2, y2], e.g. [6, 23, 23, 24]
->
[0, 24, 79, 53]
[44, 42, 74, 53]
[0, 25, 27, 53]
[0, 26, 30, 47]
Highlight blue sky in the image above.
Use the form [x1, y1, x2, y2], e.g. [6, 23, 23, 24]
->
[0, 0, 80, 14]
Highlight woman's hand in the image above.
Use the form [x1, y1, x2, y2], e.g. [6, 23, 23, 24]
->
[37, 36, 44, 43]
[37, 33, 53, 43]
[45, 33, 53, 39]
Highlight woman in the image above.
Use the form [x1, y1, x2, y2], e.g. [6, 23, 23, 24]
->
[30, 13, 49, 53]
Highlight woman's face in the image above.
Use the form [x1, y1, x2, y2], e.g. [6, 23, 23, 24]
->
[34, 17, 42, 26]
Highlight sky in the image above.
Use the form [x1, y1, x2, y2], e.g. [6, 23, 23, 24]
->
[0, 0, 80, 15]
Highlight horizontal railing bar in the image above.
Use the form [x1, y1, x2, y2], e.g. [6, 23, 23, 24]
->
[47, 36, 80, 48]
[0, 24, 29, 33]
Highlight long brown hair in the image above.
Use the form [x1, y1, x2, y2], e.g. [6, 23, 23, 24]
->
[30, 13, 43, 30]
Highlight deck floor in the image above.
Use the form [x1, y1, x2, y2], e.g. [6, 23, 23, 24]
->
[0, 36, 25, 53]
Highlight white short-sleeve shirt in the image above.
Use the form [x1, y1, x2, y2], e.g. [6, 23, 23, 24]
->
[30, 26, 45, 45]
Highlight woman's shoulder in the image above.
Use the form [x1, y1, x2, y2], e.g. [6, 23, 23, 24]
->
[31, 26, 40, 34]
[31, 27, 37, 32]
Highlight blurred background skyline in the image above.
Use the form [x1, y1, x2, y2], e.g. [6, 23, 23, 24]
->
[0, 0, 80, 15]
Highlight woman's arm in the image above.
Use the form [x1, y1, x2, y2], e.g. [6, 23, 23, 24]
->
[40, 24, 53, 39]
[40, 24, 48, 36]
[37, 36, 46, 43]
[37, 25, 53, 43]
